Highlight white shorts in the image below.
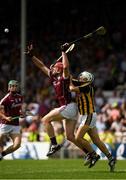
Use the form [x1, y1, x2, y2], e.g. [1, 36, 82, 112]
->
[58, 102, 78, 121]
[0, 124, 21, 135]
[79, 112, 97, 128]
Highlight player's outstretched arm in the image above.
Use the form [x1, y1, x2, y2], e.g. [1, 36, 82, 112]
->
[25, 44, 50, 77]
[60, 43, 70, 78]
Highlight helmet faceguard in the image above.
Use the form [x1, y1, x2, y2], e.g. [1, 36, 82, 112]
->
[51, 62, 63, 75]
[78, 71, 94, 83]
[54, 62, 63, 71]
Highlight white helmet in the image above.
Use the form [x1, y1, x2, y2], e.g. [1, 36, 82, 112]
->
[78, 71, 94, 83]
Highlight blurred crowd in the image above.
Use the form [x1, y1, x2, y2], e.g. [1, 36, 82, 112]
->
[1, 20, 126, 149]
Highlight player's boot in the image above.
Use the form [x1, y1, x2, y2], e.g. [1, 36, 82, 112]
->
[108, 157, 116, 172]
[46, 144, 62, 156]
[84, 153, 92, 166]
[88, 154, 100, 168]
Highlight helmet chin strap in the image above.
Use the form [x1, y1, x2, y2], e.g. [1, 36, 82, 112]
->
[10, 91, 17, 94]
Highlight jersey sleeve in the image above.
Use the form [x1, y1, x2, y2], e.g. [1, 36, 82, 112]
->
[72, 78, 91, 93]
[72, 79, 83, 86]
[79, 85, 90, 93]
[0, 98, 7, 106]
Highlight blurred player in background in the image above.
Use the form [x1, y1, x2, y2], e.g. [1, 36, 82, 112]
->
[25, 44, 99, 161]
[0, 80, 23, 160]
[70, 71, 116, 171]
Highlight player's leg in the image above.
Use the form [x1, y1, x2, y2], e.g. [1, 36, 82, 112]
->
[42, 108, 63, 136]
[63, 119, 88, 154]
[41, 108, 64, 156]
[75, 114, 100, 167]
[64, 119, 96, 157]
[1, 124, 21, 157]
[2, 133, 21, 157]
[59, 102, 85, 149]
[75, 124, 96, 153]
[88, 127, 116, 172]
[75, 124, 100, 167]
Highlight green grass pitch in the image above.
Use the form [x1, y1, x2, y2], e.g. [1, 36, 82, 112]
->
[0, 159, 126, 179]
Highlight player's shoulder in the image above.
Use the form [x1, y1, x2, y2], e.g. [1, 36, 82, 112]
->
[72, 78, 82, 86]
[0, 93, 10, 104]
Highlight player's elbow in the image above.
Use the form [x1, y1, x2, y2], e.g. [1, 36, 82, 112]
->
[69, 86, 74, 92]
[69, 86, 79, 93]
[63, 66, 69, 73]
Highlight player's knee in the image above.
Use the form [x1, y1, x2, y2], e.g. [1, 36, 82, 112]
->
[75, 135, 79, 141]
[75, 134, 82, 143]
[66, 134, 75, 142]
[75, 133, 84, 140]
[41, 117, 50, 125]
[92, 139, 99, 146]
[13, 143, 21, 150]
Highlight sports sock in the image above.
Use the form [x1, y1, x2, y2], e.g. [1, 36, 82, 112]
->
[106, 153, 113, 160]
[83, 148, 89, 154]
[2, 151, 6, 157]
[88, 151, 96, 157]
[50, 137, 57, 145]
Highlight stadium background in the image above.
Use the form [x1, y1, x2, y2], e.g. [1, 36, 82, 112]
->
[1, 0, 126, 160]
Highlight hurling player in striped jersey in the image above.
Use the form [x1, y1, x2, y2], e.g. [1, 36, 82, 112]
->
[70, 71, 116, 171]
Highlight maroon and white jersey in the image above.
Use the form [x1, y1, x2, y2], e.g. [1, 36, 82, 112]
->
[50, 73, 72, 106]
[0, 92, 23, 125]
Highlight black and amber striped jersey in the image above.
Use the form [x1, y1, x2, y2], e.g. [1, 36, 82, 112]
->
[72, 79, 95, 115]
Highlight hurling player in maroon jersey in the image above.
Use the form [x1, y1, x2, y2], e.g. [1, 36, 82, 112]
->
[0, 80, 23, 160]
[25, 44, 99, 158]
